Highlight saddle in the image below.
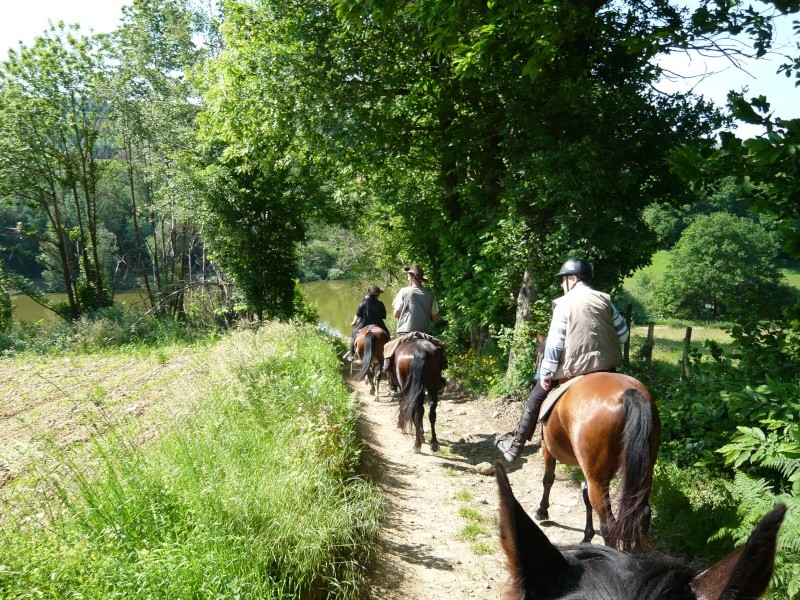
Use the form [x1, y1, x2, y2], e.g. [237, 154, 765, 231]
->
[538, 375, 585, 422]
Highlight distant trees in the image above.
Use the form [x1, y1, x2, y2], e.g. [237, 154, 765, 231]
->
[0, 0, 219, 321]
[652, 213, 789, 320]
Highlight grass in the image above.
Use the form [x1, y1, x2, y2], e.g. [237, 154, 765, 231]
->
[455, 489, 474, 502]
[780, 258, 800, 289]
[455, 504, 492, 546]
[0, 324, 382, 599]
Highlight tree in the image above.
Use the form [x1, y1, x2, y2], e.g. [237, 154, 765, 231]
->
[106, 0, 212, 318]
[0, 24, 114, 318]
[194, 0, 347, 320]
[652, 212, 787, 320]
[328, 0, 721, 355]
[643, 177, 772, 250]
[671, 103, 800, 258]
[0, 265, 11, 332]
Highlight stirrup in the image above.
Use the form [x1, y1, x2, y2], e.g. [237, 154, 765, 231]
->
[494, 431, 521, 463]
[494, 431, 514, 447]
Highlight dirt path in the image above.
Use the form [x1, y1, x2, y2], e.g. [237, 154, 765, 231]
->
[348, 371, 601, 599]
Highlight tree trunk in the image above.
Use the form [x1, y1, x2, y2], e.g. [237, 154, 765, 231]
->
[506, 267, 537, 381]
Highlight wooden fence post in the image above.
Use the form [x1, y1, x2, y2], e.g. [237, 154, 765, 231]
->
[681, 326, 693, 379]
[645, 323, 654, 368]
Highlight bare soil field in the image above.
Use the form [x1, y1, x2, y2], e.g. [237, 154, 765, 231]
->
[0, 347, 210, 493]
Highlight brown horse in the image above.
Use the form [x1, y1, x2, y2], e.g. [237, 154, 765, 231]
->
[354, 325, 390, 398]
[495, 461, 784, 599]
[535, 370, 660, 550]
[394, 338, 445, 454]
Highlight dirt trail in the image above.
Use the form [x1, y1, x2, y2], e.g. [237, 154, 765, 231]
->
[348, 371, 600, 599]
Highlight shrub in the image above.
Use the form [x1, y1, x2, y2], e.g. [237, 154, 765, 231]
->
[652, 213, 784, 320]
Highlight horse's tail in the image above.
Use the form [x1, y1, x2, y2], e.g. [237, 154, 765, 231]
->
[613, 388, 658, 551]
[397, 344, 428, 433]
[355, 330, 374, 381]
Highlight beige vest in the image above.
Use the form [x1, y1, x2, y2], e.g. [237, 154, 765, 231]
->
[553, 286, 623, 380]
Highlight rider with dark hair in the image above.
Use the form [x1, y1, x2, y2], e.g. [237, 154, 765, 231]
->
[496, 258, 629, 463]
[344, 285, 390, 361]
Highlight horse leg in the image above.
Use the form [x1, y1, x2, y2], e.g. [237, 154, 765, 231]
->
[585, 480, 614, 546]
[428, 391, 439, 453]
[413, 394, 425, 453]
[581, 482, 596, 543]
[373, 361, 381, 400]
[535, 445, 556, 521]
[367, 364, 376, 396]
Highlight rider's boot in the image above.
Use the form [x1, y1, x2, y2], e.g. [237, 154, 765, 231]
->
[496, 405, 539, 463]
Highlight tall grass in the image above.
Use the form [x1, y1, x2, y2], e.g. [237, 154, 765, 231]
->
[0, 324, 382, 599]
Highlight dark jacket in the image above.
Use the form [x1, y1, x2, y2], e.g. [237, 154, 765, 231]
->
[356, 296, 389, 334]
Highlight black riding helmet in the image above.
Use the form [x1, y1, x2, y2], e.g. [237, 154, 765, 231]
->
[555, 258, 593, 282]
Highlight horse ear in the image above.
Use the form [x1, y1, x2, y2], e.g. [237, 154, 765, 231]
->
[534, 331, 545, 343]
[496, 461, 571, 597]
[690, 503, 785, 600]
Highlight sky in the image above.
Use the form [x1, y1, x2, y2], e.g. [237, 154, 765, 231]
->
[0, 1, 132, 51]
[0, 0, 796, 137]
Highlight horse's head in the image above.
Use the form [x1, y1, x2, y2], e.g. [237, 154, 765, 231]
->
[495, 461, 784, 599]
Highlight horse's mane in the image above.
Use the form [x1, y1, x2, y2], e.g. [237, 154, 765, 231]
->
[547, 545, 698, 600]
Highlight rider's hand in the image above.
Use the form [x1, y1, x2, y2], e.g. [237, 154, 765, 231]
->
[540, 374, 553, 391]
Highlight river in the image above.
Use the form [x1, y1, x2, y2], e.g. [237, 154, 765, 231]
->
[10, 281, 397, 338]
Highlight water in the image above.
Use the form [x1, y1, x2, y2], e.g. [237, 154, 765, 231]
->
[10, 282, 397, 336]
[10, 291, 151, 323]
[303, 280, 396, 338]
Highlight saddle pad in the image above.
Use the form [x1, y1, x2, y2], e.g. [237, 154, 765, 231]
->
[539, 374, 585, 422]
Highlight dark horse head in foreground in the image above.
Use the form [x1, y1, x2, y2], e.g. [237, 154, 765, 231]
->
[496, 461, 784, 599]
[354, 325, 390, 399]
[394, 337, 445, 454]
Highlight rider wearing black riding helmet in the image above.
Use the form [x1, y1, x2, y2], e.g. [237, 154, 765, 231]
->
[496, 258, 629, 463]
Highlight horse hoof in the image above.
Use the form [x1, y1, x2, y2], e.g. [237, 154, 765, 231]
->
[430, 441, 440, 453]
[413, 446, 422, 454]
[535, 509, 549, 521]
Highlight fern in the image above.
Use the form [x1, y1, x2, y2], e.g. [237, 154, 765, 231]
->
[717, 472, 800, 598]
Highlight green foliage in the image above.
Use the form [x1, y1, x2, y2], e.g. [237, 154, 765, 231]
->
[659, 316, 800, 469]
[195, 162, 310, 321]
[0, 325, 382, 598]
[713, 473, 800, 599]
[446, 348, 506, 396]
[652, 213, 787, 320]
[297, 223, 369, 282]
[642, 179, 766, 252]
[650, 461, 737, 560]
[0, 24, 115, 318]
[650, 306, 800, 594]
[670, 106, 800, 258]
[0, 303, 211, 356]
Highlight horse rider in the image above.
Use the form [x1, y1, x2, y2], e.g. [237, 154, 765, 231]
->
[344, 285, 390, 361]
[382, 265, 448, 392]
[496, 258, 629, 462]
